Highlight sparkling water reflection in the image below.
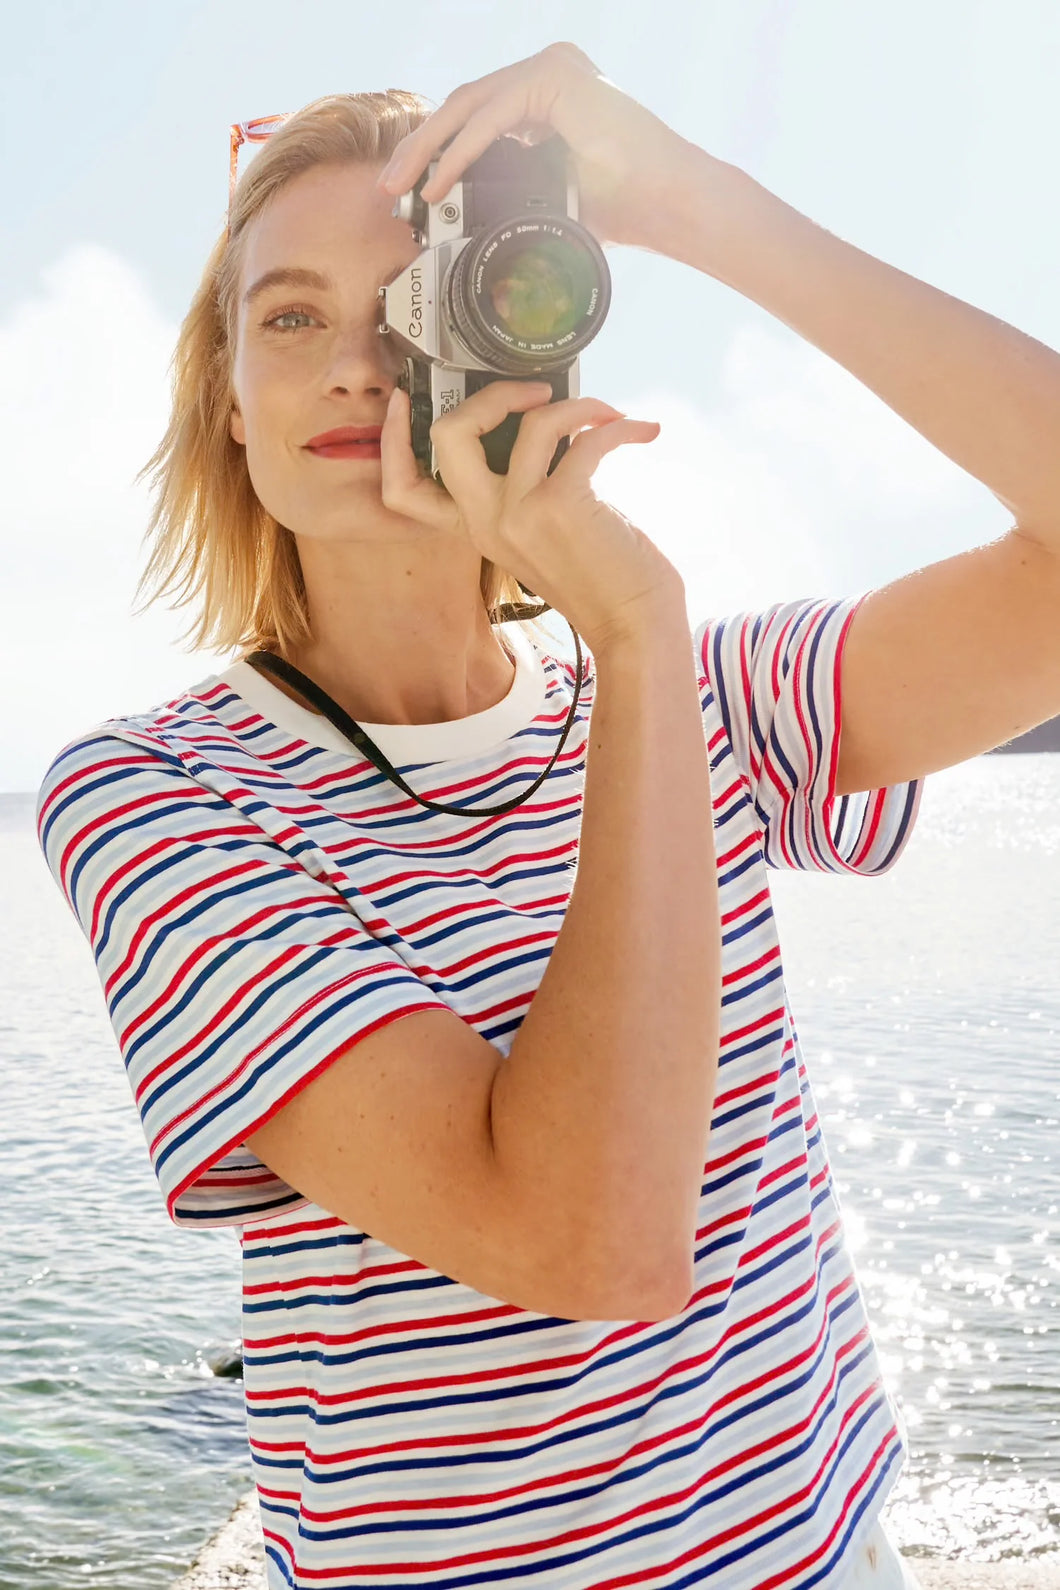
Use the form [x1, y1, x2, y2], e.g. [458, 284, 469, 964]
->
[771, 754, 1060, 1562]
[1, 795, 250, 1590]
[3, 754, 1059, 1583]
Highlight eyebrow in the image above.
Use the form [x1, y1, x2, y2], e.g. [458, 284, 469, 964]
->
[243, 267, 334, 309]
[243, 262, 408, 310]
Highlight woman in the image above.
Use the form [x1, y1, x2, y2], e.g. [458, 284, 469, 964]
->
[35, 41, 1060, 1590]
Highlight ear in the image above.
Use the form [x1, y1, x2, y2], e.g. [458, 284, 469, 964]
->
[230, 403, 246, 446]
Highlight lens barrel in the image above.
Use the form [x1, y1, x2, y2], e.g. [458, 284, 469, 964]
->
[445, 213, 611, 374]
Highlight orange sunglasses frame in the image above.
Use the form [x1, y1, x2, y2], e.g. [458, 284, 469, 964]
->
[228, 114, 291, 212]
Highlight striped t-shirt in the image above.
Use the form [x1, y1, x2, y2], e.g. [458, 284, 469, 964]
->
[36, 597, 922, 1589]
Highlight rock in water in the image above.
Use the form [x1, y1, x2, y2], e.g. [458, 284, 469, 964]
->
[206, 1344, 243, 1379]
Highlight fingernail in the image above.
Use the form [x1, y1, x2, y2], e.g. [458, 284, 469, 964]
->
[377, 160, 399, 189]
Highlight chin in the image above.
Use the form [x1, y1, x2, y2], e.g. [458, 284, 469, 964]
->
[288, 502, 432, 544]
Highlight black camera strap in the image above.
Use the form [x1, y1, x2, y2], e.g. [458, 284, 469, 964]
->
[244, 608, 584, 818]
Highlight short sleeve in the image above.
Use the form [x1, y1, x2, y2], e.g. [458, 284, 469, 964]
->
[694, 595, 922, 875]
[35, 732, 450, 1228]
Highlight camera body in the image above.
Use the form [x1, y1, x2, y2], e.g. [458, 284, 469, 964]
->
[379, 133, 611, 480]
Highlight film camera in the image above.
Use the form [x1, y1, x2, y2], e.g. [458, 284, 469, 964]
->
[379, 132, 612, 482]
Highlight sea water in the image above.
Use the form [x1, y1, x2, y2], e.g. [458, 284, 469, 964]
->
[2, 755, 1057, 1587]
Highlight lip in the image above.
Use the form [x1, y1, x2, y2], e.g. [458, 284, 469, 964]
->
[305, 425, 383, 449]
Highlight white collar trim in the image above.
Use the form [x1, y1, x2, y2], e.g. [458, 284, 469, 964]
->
[196, 624, 549, 766]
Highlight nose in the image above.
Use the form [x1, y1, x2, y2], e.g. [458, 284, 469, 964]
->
[322, 321, 402, 400]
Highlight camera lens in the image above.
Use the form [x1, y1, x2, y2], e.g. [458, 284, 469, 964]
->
[445, 215, 611, 373]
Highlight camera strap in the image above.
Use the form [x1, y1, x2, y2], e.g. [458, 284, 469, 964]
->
[243, 612, 584, 818]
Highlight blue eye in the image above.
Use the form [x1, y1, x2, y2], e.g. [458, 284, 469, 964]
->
[264, 306, 315, 331]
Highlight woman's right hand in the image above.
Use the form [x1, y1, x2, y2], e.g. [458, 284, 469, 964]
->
[379, 380, 684, 655]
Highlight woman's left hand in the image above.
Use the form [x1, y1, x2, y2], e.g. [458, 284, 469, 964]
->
[377, 41, 704, 255]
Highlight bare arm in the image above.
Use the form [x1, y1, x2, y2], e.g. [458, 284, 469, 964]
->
[491, 616, 721, 1317]
[660, 152, 1060, 788]
[379, 45, 1060, 787]
[248, 374, 722, 1321]
[246, 613, 720, 1321]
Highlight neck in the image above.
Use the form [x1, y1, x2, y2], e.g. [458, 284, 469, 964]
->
[277, 532, 516, 726]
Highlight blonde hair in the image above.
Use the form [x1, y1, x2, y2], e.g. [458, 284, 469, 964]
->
[133, 90, 550, 659]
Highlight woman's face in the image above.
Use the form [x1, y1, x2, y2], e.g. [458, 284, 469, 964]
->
[229, 160, 422, 541]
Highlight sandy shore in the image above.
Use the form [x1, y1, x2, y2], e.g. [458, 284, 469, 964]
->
[171, 1491, 1060, 1589]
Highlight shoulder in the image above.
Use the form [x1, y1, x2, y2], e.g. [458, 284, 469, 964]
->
[35, 670, 241, 852]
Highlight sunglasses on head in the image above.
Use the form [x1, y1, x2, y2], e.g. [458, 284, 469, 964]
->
[228, 114, 291, 214]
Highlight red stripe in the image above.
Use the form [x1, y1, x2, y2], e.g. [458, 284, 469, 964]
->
[270, 1330, 882, 1581]
[131, 942, 303, 1099]
[289, 1326, 873, 1529]
[720, 1005, 787, 1051]
[120, 894, 346, 1055]
[102, 857, 263, 1002]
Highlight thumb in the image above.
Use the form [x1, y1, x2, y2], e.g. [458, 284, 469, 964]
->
[379, 387, 455, 529]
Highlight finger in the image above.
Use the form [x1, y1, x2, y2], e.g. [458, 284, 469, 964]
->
[380, 43, 600, 196]
[378, 388, 454, 528]
[429, 381, 554, 507]
[504, 398, 628, 500]
[419, 107, 538, 204]
[379, 389, 421, 495]
[554, 417, 661, 482]
[437, 379, 555, 440]
[377, 66, 517, 195]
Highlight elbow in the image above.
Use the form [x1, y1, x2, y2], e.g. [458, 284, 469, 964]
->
[635, 1265, 694, 1322]
[577, 1252, 694, 1324]
[591, 1277, 692, 1324]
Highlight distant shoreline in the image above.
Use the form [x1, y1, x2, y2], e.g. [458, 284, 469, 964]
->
[988, 714, 1060, 753]
[4, 715, 1060, 805]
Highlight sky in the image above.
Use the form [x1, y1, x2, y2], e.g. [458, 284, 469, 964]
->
[3, 0, 1059, 791]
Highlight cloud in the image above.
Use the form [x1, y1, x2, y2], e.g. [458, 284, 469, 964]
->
[1, 244, 200, 791]
[592, 319, 1005, 626]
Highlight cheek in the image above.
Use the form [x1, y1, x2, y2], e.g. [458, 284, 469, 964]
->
[239, 342, 316, 435]
[234, 355, 285, 452]
[230, 357, 293, 510]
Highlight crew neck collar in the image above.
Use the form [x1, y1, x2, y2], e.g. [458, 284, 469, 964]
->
[200, 624, 549, 766]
